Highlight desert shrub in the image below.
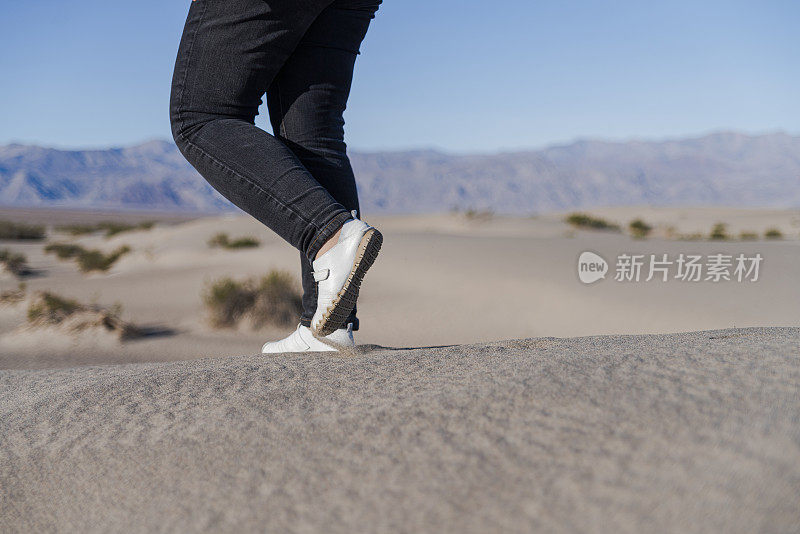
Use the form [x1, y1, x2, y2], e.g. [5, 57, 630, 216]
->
[0, 220, 46, 240]
[26, 291, 142, 339]
[56, 221, 155, 237]
[101, 221, 155, 238]
[208, 233, 230, 248]
[709, 223, 728, 240]
[75, 245, 131, 272]
[764, 228, 783, 240]
[250, 271, 303, 328]
[739, 231, 758, 240]
[45, 242, 130, 272]
[628, 219, 652, 239]
[203, 277, 257, 328]
[27, 291, 82, 324]
[0, 248, 30, 276]
[565, 213, 620, 231]
[208, 232, 260, 249]
[56, 224, 97, 236]
[0, 282, 26, 304]
[203, 270, 301, 329]
[101, 222, 136, 237]
[463, 208, 494, 222]
[45, 242, 85, 259]
[228, 237, 260, 249]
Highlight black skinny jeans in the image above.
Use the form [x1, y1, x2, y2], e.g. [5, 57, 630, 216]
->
[170, 0, 381, 330]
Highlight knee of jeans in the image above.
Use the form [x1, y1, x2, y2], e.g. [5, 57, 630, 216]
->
[278, 113, 347, 156]
[280, 132, 348, 161]
[170, 117, 186, 150]
[170, 103, 204, 147]
[169, 101, 191, 147]
[170, 90, 228, 146]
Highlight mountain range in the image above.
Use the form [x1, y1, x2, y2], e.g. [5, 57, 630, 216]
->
[1, 131, 798, 214]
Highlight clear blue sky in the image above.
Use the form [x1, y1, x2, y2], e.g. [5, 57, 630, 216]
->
[1, 0, 797, 152]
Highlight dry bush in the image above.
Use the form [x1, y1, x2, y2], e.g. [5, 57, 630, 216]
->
[250, 271, 303, 329]
[45, 242, 131, 272]
[101, 221, 154, 238]
[57, 221, 155, 237]
[463, 208, 494, 222]
[0, 282, 26, 304]
[709, 223, 728, 240]
[0, 220, 46, 240]
[44, 242, 84, 259]
[203, 270, 301, 329]
[764, 228, 783, 240]
[75, 246, 131, 272]
[27, 291, 82, 324]
[0, 248, 31, 276]
[628, 219, 652, 239]
[202, 277, 256, 328]
[565, 213, 620, 231]
[208, 232, 260, 249]
[26, 291, 143, 340]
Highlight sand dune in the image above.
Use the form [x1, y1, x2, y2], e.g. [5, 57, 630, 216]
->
[1, 327, 798, 533]
[0, 207, 798, 369]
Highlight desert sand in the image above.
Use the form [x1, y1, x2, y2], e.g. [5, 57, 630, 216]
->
[2, 327, 798, 533]
[1, 208, 798, 532]
[0, 206, 798, 368]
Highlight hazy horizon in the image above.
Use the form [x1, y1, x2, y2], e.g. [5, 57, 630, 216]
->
[3, 128, 799, 156]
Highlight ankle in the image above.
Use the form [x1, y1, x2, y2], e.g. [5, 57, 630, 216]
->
[315, 225, 343, 260]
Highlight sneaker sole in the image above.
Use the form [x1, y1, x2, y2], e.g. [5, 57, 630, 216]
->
[313, 228, 382, 336]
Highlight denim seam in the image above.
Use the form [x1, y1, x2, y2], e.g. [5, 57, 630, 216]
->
[278, 81, 316, 321]
[175, 0, 209, 139]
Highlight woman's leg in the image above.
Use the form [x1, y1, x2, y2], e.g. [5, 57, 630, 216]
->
[169, 0, 353, 262]
[266, 1, 381, 331]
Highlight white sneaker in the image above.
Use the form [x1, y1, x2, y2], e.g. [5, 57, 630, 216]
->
[261, 323, 354, 353]
[311, 212, 382, 336]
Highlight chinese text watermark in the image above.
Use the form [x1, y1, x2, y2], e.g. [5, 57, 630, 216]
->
[578, 252, 762, 284]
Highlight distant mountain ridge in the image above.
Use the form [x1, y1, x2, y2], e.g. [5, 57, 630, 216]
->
[1, 132, 798, 214]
